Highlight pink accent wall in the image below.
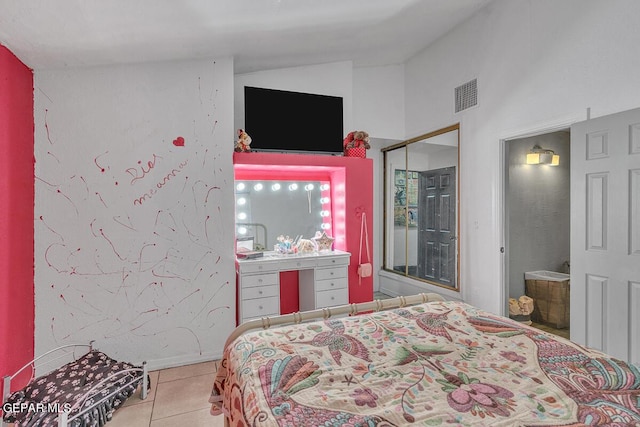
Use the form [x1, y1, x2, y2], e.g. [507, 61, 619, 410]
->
[0, 45, 34, 391]
[234, 152, 373, 310]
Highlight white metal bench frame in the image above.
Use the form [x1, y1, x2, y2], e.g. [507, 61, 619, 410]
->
[2, 342, 148, 427]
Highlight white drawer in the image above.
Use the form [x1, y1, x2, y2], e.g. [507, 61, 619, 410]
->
[239, 262, 279, 274]
[242, 284, 279, 300]
[241, 272, 278, 288]
[315, 266, 347, 281]
[317, 256, 349, 268]
[316, 288, 348, 308]
[242, 296, 279, 319]
[315, 277, 348, 292]
[278, 258, 317, 271]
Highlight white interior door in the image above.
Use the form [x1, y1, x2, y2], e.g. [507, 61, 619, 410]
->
[571, 107, 640, 364]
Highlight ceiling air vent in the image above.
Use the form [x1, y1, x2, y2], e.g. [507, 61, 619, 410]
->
[454, 78, 477, 113]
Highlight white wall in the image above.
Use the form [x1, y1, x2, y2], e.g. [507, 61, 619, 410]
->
[403, 0, 640, 314]
[353, 64, 405, 140]
[353, 65, 405, 293]
[34, 58, 236, 369]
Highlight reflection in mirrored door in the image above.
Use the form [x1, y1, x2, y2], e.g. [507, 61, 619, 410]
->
[384, 146, 408, 275]
[383, 124, 460, 291]
[417, 166, 456, 286]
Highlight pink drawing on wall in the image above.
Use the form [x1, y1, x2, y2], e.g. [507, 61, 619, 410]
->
[126, 154, 163, 185]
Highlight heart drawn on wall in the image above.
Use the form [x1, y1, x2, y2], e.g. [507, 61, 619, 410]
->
[173, 136, 185, 147]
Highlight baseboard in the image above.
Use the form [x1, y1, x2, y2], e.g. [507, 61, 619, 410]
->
[144, 350, 224, 372]
[379, 270, 461, 302]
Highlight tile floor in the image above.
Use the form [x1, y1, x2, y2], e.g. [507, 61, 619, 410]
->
[372, 291, 392, 300]
[530, 321, 570, 340]
[108, 360, 225, 427]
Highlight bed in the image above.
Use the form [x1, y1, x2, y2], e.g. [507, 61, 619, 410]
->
[210, 294, 640, 426]
[2, 342, 149, 427]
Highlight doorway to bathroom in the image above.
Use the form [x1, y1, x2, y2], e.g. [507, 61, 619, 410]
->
[502, 129, 571, 339]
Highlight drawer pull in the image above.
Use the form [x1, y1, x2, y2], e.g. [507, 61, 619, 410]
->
[258, 279, 263, 283]
[259, 305, 263, 310]
[331, 296, 335, 300]
[330, 272, 334, 276]
[330, 283, 334, 287]
[332, 260, 336, 263]
[258, 290, 263, 295]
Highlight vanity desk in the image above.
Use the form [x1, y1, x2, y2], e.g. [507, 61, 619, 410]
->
[236, 250, 351, 324]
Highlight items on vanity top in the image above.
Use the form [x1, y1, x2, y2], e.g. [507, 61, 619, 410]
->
[236, 250, 350, 324]
[273, 233, 334, 255]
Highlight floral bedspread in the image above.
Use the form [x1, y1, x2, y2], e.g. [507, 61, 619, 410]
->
[210, 301, 640, 426]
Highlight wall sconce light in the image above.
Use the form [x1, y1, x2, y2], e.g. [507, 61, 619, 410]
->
[526, 144, 559, 166]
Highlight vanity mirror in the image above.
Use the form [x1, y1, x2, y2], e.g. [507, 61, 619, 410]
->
[382, 124, 460, 290]
[234, 180, 332, 250]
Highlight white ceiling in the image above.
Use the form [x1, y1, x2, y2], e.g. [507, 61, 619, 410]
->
[0, 0, 491, 73]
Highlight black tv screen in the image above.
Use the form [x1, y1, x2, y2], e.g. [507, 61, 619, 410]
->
[244, 86, 344, 154]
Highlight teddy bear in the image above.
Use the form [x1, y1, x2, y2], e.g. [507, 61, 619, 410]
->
[234, 129, 252, 152]
[343, 130, 370, 150]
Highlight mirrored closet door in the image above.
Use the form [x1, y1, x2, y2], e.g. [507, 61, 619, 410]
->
[382, 124, 460, 291]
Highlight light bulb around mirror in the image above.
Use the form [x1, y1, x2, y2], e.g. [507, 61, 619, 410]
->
[237, 197, 246, 206]
[271, 183, 281, 191]
[320, 184, 330, 191]
[237, 226, 247, 235]
[304, 184, 314, 191]
[237, 212, 247, 220]
[236, 182, 246, 191]
[320, 197, 330, 204]
[253, 183, 263, 191]
[288, 183, 298, 191]
[321, 223, 331, 230]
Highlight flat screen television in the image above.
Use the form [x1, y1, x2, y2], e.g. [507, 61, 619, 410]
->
[244, 86, 344, 154]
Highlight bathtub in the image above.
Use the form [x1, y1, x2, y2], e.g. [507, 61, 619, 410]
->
[525, 270, 570, 281]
